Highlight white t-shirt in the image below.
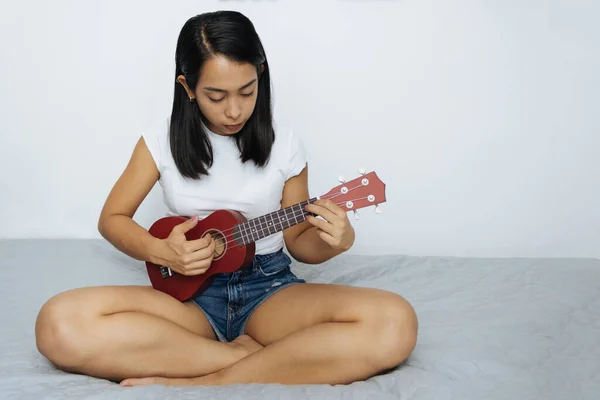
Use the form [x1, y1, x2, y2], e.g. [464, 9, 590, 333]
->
[142, 118, 309, 255]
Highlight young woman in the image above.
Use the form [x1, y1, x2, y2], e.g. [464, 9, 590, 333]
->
[34, 10, 418, 387]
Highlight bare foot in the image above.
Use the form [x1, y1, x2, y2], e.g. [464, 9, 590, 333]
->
[121, 371, 224, 387]
[230, 334, 264, 357]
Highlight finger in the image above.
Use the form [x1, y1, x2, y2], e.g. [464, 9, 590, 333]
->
[192, 239, 216, 261]
[316, 199, 347, 217]
[186, 256, 213, 269]
[306, 214, 336, 235]
[305, 203, 339, 223]
[184, 255, 215, 275]
[174, 216, 199, 234]
[315, 228, 337, 247]
[180, 244, 215, 266]
[185, 234, 213, 252]
[183, 263, 211, 276]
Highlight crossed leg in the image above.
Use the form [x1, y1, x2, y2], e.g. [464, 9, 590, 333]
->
[35, 285, 263, 382]
[121, 283, 418, 386]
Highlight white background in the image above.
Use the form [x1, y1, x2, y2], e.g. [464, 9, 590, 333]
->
[1, 0, 598, 258]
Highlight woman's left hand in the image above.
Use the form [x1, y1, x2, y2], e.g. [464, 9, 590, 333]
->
[305, 199, 355, 252]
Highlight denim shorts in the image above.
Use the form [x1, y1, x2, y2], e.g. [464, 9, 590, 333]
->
[189, 248, 305, 342]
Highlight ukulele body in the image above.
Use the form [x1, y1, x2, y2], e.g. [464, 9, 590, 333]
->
[146, 209, 255, 301]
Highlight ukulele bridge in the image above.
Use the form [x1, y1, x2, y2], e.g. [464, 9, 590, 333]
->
[160, 266, 174, 279]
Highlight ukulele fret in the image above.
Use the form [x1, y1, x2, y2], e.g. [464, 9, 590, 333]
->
[232, 225, 245, 247]
[258, 216, 264, 236]
[261, 215, 270, 236]
[237, 198, 317, 246]
[242, 223, 250, 245]
[268, 213, 276, 235]
[290, 205, 298, 227]
[277, 209, 289, 231]
[250, 219, 259, 242]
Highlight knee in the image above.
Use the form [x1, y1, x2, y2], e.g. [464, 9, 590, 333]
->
[365, 292, 418, 371]
[35, 290, 90, 370]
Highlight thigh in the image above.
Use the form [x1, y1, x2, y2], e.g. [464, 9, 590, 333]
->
[40, 285, 216, 340]
[244, 283, 413, 345]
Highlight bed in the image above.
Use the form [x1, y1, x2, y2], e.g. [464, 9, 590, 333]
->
[1, 238, 598, 399]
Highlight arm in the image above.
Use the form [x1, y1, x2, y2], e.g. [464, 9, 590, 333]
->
[282, 165, 355, 264]
[97, 136, 167, 265]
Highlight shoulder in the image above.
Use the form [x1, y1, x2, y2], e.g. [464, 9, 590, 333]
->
[142, 117, 170, 144]
[272, 122, 306, 156]
[271, 121, 310, 180]
[141, 117, 170, 169]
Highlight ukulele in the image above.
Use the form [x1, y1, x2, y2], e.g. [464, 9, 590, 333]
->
[145, 169, 386, 301]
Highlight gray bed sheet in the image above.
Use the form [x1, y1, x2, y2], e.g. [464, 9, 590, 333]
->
[1, 239, 598, 399]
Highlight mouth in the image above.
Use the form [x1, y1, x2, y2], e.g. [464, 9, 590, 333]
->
[223, 123, 244, 132]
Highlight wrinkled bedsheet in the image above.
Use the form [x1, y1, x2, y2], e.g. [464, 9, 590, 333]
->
[1, 239, 598, 399]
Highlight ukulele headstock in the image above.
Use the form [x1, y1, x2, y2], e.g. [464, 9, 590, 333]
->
[319, 168, 386, 219]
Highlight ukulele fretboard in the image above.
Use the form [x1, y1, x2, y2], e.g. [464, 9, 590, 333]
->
[233, 197, 318, 246]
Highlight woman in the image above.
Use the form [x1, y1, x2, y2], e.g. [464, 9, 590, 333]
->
[34, 10, 418, 387]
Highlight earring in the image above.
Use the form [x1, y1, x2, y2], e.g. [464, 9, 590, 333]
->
[189, 97, 195, 103]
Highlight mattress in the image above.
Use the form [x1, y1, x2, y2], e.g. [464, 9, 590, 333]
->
[1, 239, 598, 399]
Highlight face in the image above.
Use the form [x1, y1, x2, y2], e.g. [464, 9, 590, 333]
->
[178, 55, 260, 136]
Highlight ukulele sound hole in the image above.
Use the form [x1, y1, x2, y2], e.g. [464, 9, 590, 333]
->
[203, 229, 227, 260]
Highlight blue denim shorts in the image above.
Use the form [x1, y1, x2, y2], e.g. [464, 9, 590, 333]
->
[189, 248, 305, 342]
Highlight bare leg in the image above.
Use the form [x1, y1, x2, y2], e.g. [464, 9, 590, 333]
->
[121, 284, 418, 386]
[35, 286, 262, 382]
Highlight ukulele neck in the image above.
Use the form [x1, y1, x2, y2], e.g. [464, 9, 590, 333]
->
[235, 197, 319, 246]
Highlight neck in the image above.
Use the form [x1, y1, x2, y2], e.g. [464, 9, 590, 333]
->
[233, 197, 319, 246]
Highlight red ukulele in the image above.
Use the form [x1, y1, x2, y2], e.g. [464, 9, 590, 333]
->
[146, 169, 386, 301]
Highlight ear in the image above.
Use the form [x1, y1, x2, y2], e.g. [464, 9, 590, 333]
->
[177, 75, 196, 100]
[260, 63, 265, 75]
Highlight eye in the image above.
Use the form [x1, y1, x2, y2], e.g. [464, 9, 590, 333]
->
[241, 91, 254, 97]
[208, 97, 224, 103]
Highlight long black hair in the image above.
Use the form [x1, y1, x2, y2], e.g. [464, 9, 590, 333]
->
[170, 11, 274, 179]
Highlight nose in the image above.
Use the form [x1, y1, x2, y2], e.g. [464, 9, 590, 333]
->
[224, 98, 242, 121]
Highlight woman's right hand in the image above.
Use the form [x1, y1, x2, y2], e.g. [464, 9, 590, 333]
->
[159, 216, 216, 276]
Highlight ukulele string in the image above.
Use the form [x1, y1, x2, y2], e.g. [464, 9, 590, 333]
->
[216, 195, 370, 250]
[213, 183, 367, 245]
[222, 183, 368, 242]
[201, 180, 366, 239]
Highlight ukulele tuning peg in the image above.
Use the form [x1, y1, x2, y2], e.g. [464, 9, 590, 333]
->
[358, 167, 366, 175]
[353, 210, 360, 220]
[338, 175, 346, 183]
[375, 204, 382, 214]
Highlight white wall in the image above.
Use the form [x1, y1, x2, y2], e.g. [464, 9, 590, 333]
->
[1, 0, 598, 258]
